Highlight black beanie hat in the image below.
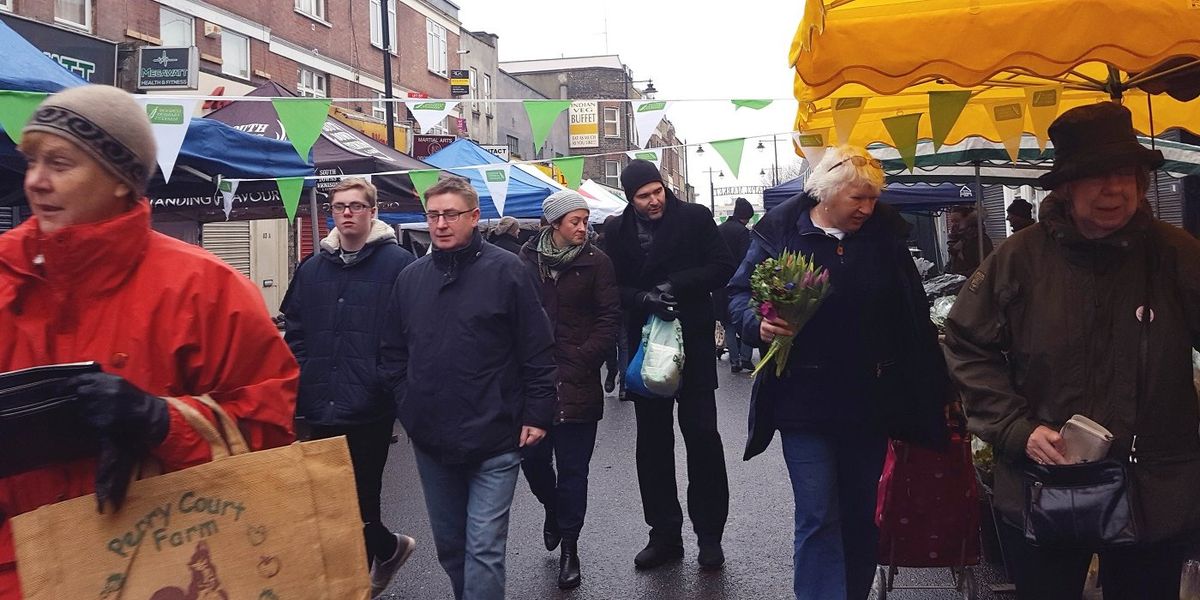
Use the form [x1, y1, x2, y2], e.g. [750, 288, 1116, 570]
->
[1006, 197, 1033, 218]
[733, 197, 754, 220]
[620, 159, 663, 201]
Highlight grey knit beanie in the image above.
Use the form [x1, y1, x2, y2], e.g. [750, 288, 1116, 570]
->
[543, 190, 590, 224]
[22, 85, 158, 195]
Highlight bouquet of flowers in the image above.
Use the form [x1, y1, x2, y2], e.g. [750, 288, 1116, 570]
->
[749, 250, 832, 378]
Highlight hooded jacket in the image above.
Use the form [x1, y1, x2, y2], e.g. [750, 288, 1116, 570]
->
[730, 193, 949, 460]
[379, 232, 557, 464]
[0, 202, 297, 599]
[943, 194, 1200, 542]
[283, 219, 415, 426]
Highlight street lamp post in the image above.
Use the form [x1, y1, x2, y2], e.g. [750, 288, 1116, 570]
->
[703, 168, 724, 213]
[756, 134, 781, 186]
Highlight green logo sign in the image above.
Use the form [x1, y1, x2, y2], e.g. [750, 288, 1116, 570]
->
[218, 180, 233, 193]
[993, 103, 1023, 121]
[414, 102, 447, 111]
[635, 152, 658, 161]
[145, 104, 185, 125]
[637, 101, 667, 113]
[834, 97, 864, 110]
[797, 134, 824, 146]
[1031, 89, 1057, 107]
[485, 170, 507, 183]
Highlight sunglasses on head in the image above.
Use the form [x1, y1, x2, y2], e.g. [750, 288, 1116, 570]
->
[829, 155, 883, 171]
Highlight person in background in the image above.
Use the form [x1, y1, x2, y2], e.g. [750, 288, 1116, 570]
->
[715, 197, 755, 373]
[604, 159, 735, 571]
[944, 102, 1200, 600]
[380, 176, 556, 600]
[516, 190, 620, 589]
[601, 214, 628, 399]
[729, 145, 948, 600]
[946, 206, 994, 275]
[490, 215, 524, 254]
[282, 177, 417, 598]
[1006, 197, 1036, 234]
[0, 85, 298, 600]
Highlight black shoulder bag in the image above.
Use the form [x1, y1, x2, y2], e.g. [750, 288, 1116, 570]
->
[1018, 241, 1153, 549]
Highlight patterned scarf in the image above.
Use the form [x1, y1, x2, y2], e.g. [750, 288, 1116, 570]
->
[536, 227, 584, 281]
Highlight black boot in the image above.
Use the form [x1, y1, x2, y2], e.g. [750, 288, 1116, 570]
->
[633, 541, 683, 570]
[557, 538, 581, 590]
[697, 538, 725, 571]
[543, 508, 561, 551]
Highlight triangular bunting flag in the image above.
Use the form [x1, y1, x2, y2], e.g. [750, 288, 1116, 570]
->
[276, 176, 306, 222]
[217, 176, 238, 221]
[831, 97, 866, 145]
[552, 156, 585, 190]
[1026, 85, 1061, 150]
[986, 100, 1026, 162]
[480, 163, 511, 216]
[731, 99, 773, 111]
[710, 138, 746, 178]
[272, 98, 331, 161]
[0, 91, 47, 144]
[882, 113, 922, 172]
[793, 129, 830, 167]
[632, 100, 669, 149]
[408, 169, 442, 209]
[404, 100, 460, 135]
[626, 149, 662, 170]
[135, 97, 197, 184]
[523, 100, 572, 153]
[928, 91, 971, 151]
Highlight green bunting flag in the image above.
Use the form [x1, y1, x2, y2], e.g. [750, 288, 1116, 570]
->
[552, 156, 586, 190]
[710, 138, 746, 178]
[408, 169, 442, 208]
[276, 176, 306, 222]
[272, 98, 331, 161]
[882, 113, 922, 172]
[731, 99, 773, 111]
[523, 100, 572, 153]
[0, 91, 47, 144]
[928, 91, 971, 151]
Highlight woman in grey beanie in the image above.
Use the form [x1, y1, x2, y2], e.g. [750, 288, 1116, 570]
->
[515, 189, 621, 589]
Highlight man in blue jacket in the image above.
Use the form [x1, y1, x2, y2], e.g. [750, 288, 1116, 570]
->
[282, 177, 417, 598]
[380, 176, 557, 600]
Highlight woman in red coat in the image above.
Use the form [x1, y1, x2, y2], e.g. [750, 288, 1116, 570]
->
[0, 85, 298, 599]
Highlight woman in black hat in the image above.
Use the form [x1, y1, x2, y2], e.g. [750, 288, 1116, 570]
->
[944, 102, 1200, 600]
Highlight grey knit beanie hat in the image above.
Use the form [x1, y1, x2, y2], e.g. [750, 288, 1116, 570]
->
[22, 85, 158, 195]
[542, 189, 590, 224]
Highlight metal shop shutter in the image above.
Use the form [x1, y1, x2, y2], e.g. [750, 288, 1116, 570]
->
[1150, 175, 1184, 228]
[201, 221, 252, 278]
[982, 185, 1008, 243]
[0, 207, 13, 234]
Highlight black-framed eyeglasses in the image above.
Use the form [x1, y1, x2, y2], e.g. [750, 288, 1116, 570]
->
[425, 210, 469, 224]
[829, 155, 883, 171]
[330, 202, 372, 214]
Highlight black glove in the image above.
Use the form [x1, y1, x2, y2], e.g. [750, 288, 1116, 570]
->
[638, 282, 679, 321]
[65, 373, 171, 512]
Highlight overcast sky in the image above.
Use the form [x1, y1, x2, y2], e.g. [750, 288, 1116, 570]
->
[454, 0, 807, 199]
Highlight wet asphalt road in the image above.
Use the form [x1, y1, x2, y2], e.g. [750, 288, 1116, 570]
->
[376, 359, 1006, 599]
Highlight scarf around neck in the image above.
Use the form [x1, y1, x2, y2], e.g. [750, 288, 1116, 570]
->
[536, 227, 584, 281]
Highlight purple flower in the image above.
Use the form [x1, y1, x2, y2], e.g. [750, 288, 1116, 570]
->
[784, 282, 796, 291]
[759, 301, 778, 321]
[801, 271, 814, 288]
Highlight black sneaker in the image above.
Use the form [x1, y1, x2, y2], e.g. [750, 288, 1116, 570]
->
[697, 540, 725, 571]
[370, 534, 416, 598]
[634, 542, 683, 570]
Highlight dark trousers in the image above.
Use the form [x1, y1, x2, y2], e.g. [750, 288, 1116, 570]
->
[998, 522, 1189, 600]
[520, 421, 599, 538]
[720, 318, 751, 363]
[309, 418, 398, 565]
[632, 387, 730, 545]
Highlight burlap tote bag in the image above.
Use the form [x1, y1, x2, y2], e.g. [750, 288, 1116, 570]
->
[11, 395, 369, 600]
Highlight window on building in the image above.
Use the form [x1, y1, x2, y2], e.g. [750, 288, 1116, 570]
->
[426, 19, 448, 77]
[159, 7, 193, 47]
[483, 74, 492, 116]
[0, 0, 11, 12]
[295, 0, 324, 20]
[604, 160, 620, 187]
[373, 93, 400, 121]
[369, 0, 397, 52]
[298, 69, 326, 98]
[506, 135, 520, 160]
[55, 0, 90, 30]
[603, 107, 621, 138]
[221, 31, 250, 80]
[469, 67, 479, 114]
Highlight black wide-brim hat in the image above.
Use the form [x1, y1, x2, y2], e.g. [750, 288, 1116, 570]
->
[1039, 101, 1165, 190]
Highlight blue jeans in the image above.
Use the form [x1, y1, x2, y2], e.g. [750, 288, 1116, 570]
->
[780, 430, 887, 600]
[413, 446, 521, 600]
[721, 318, 751, 363]
[520, 421, 599, 538]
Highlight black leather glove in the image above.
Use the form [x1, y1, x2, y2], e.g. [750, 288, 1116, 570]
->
[637, 282, 679, 321]
[65, 373, 171, 512]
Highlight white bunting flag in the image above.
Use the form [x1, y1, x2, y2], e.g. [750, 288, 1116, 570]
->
[626, 149, 662, 170]
[217, 177, 239, 221]
[632, 100, 670, 149]
[404, 100, 460, 134]
[135, 97, 197, 183]
[793, 129, 830, 169]
[480, 163, 511, 217]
